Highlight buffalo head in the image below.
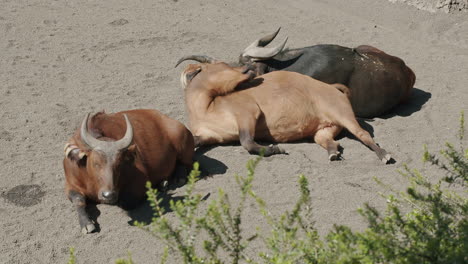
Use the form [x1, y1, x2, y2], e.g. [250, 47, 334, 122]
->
[79, 113, 134, 204]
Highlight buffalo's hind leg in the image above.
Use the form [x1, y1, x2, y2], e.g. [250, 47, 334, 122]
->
[342, 119, 392, 164]
[353, 128, 392, 164]
[314, 126, 343, 161]
[69, 190, 96, 234]
[237, 111, 286, 157]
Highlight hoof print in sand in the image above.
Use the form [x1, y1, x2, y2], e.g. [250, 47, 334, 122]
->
[3, 184, 45, 207]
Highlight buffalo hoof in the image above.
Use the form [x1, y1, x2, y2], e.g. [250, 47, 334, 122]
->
[158, 180, 169, 192]
[81, 223, 96, 234]
[328, 153, 339, 161]
[381, 154, 393, 164]
[264, 144, 287, 157]
[328, 151, 341, 161]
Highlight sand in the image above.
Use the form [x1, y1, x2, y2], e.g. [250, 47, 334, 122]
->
[0, 0, 467, 263]
[389, 0, 468, 13]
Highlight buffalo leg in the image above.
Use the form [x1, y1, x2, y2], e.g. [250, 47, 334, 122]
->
[69, 190, 96, 234]
[343, 120, 392, 164]
[237, 114, 286, 157]
[170, 162, 190, 187]
[314, 126, 343, 161]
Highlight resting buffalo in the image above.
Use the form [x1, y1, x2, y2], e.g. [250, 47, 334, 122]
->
[178, 61, 392, 163]
[178, 28, 416, 118]
[63, 109, 194, 233]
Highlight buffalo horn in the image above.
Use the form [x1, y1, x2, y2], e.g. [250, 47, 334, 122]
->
[175, 55, 216, 68]
[246, 27, 281, 50]
[242, 37, 288, 59]
[80, 113, 133, 150]
[113, 114, 133, 150]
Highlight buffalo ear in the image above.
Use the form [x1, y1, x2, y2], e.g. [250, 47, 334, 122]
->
[186, 67, 202, 82]
[68, 149, 87, 162]
[124, 144, 139, 161]
[65, 143, 87, 162]
[127, 144, 137, 153]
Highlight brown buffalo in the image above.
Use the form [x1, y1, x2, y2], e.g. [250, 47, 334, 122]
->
[180, 62, 392, 163]
[63, 109, 194, 233]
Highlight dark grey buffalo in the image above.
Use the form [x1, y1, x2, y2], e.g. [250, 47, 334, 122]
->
[176, 28, 416, 118]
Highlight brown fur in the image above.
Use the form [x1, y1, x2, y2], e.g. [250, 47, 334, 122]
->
[182, 62, 391, 162]
[351, 45, 416, 114]
[63, 109, 194, 233]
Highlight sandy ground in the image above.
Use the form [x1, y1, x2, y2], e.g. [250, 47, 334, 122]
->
[0, 0, 467, 263]
[390, 0, 468, 13]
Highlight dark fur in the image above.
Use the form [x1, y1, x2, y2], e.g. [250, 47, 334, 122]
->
[240, 44, 416, 117]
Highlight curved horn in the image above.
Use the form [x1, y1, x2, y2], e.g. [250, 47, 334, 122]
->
[80, 113, 133, 150]
[175, 55, 216, 68]
[242, 37, 288, 59]
[257, 27, 281, 47]
[249, 27, 281, 47]
[113, 114, 133, 150]
[80, 113, 104, 149]
[243, 27, 282, 53]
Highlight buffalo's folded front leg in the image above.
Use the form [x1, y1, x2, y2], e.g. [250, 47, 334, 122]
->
[69, 190, 96, 234]
[237, 111, 286, 157]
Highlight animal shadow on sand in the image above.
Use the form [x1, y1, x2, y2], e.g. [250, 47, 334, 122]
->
[126, 192, 212, 226]
[381, 87, 431, 119]
[126, 151, 227, 226]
